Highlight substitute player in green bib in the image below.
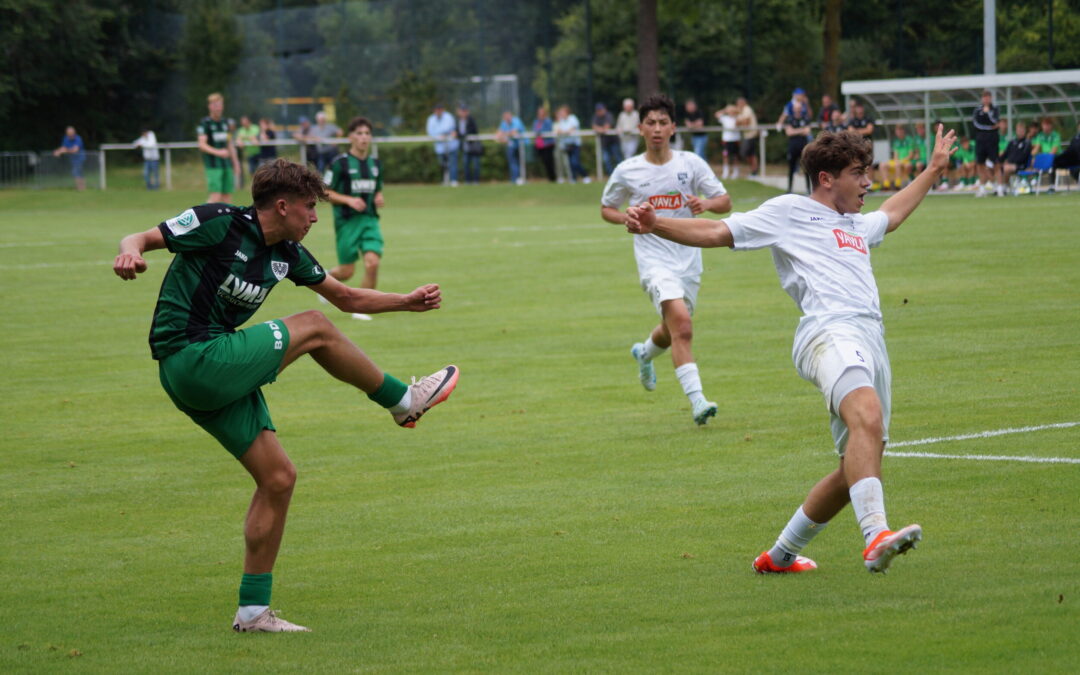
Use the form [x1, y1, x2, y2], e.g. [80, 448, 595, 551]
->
[324, 116, 385, 320]
[113, 158, 460, 633]
[197, 92, 241, 203]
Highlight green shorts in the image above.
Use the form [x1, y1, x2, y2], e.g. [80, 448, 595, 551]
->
[205, 166, 235, 194]
[158, 319, 290, 458]
[335, 214, 383, 264]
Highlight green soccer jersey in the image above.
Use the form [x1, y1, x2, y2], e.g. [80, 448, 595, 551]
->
[954, 144, 975, 164]
[196, 116, 231, 169]
[325, 153, 383, 221]
[149, 204, 327, 360]
[1032, 130, 1061, 155]
[998, 134, 1010, 156]
[891, 136, 916, 162]
[913, 135, 928, 162]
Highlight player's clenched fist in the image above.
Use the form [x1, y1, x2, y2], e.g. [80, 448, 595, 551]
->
[113, 253, 147, 280]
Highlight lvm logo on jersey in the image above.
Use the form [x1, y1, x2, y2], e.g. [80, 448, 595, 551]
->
[832, 229, 867, 254]
[218, 274, 269, 309]
[648, 192, 684, 210]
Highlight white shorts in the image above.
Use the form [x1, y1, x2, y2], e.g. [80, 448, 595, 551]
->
[793, 317, 892, 455]
[641, 271, 700, 317]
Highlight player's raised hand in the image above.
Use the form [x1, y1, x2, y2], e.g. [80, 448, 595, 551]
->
[624, 202, 657, 234]
[929, 123, 957, 175]
[113, 252, 148, 280]
[403, 283, 441, 311]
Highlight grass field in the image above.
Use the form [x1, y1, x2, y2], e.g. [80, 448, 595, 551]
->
[1, 179, 1078, 673]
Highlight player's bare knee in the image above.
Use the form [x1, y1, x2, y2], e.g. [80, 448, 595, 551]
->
[262, 462, 296, 497]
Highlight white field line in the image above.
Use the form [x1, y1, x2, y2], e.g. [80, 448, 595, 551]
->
[0, 241, 57, 248]
[885, 422, 1080, 464]
[0, 260, 112, 270]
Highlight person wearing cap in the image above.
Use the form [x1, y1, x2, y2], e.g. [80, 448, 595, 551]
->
[776, 87, 812, 131]
[592, 102, 622, 175]
[426, 102, 459, 186]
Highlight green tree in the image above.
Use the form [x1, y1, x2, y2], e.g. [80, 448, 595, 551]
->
[179, 0, 243, 126]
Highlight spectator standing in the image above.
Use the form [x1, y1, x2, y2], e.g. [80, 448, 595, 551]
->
[784, 99, 812, 193]
[592, 102, 622, 175]
[196, 93, 240, 203]
[777, 87, 812, 129]
[426, 103, 458, 186]
[310, 111, 341, 173]
[53, 126, 87, 191]
[824, 108, 847, 133]
[818, 94, 840, 126]
[971, 90, 1001, 197]
[456, 103, 482, 185]
[682, 99, 708, 160]
[132, 128, 160, 190]
[258, 118, 278, 167]
[717, 104, 741, 179]
[555, 104, 589, 184]
[533, 106, 556, 182]
[496, 110, 527, 185]
[292, 116, 316, 168]
[735, 97, 760, 175]
[235, 115, 261, 180]
[616, 97, 641, 161]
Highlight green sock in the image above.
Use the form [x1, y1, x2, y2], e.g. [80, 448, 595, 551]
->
[239, 572, 272, 607]
[368, 373, 408, 408]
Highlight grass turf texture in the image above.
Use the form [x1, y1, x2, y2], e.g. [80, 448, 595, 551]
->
[1, 181, 1078, 672]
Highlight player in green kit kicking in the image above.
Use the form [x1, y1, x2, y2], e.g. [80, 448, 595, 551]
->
[197, 92, 241, 203]
[324, 116, 385, 321]
[113, 158, 459, 633]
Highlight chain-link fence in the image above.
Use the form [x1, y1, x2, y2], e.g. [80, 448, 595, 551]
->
[0, 152, 101, 190]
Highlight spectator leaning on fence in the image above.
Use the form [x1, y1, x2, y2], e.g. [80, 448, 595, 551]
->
[496, 110, 527, 185]
[53, 126, 87, 191]
[533, 106, 557, 183]
[735, 97, 760, 176]
[310, 111, 341, 174]
[592, 102, 622, 175]
[132, 128, 160, 191]
[258, 118, 278, 166]
[235, 115, 262, 180]
[426, 103, 458, 186]
[682, 99, 708, 161]
[456, 103, 482, 185]
[616, 97, 641, 161]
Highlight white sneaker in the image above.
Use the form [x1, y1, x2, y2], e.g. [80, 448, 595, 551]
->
[691, 399, 718, 426]
[351, 313, 372, 321]
[515, 178, 525, 186]
[582, 176, 592, 184]
[393, 365, 460, 428]
[995, 184, 1005, 197]
[232, 608, 310, 633]
[630, 343, 656, 391]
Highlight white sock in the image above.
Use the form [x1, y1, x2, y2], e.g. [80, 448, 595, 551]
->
[388, 388, 412, 414]
[767, 505, 827, 567]
[674, 362, 705, 405]
[849, 477, 889, 545]
[237, 605, 269, 622]
[641, 336, 666, 361]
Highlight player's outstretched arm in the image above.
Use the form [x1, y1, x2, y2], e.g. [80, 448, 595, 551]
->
[881, 124, 956, 233]
[624, 202, 734, 249]
[114, 226, 166, 280]
[313, 276, 441, 314]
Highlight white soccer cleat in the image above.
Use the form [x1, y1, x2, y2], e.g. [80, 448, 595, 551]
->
[393, 365, 460, 428]
[232, 608, 310, 633]
[691, 399, 718, 426]
[863, 524, 923, 574]
[630, 343, 657, 391]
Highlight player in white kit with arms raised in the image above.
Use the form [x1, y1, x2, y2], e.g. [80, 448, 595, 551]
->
[601, 94, 731, 425]
[624, 126, 957, 574]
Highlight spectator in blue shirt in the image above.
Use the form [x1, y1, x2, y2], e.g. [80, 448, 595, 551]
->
[53, 126, 87, 190]
[496, 110, 527, 185]
[426, 103, 459, 186]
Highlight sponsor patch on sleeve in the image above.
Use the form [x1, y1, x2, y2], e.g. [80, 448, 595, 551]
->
[165, 209, 201, 236]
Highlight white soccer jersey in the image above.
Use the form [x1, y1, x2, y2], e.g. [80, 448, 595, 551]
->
[725, 193, 889, 348]
[602, 151, 727, 280]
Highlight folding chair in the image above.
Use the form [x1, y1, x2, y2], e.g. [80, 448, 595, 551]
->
[1016, 153, 1055, 195]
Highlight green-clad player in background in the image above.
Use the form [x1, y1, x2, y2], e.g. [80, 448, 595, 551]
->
[113, 158, 459, 633]
[323, 116, 385, 321]
[197, 92, 241, 203]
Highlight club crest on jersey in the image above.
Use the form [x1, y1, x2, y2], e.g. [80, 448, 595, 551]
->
[649, 192, 684, 210]
[271, 261, 289, 281]
[165, 209, 201, 236]
[832, 229, 867, 254]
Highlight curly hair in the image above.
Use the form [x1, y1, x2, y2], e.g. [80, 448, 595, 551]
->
[801, 131, 874, 189]
[639, 94, 676, 122]
[251, 158, 329, 209]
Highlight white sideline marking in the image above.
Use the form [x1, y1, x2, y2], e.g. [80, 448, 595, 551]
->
[0, 241, 57, 248]
[0, 260, 110, 270]
[885, 422, 1080, 464]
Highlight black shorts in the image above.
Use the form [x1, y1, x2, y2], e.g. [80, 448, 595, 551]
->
[741, 138, 757, 158]
[723, 141, 740, 157]
[975, 133, 998, 164]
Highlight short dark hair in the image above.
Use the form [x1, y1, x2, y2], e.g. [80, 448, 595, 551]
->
[801, 131, 874, 189]
[251, 158, 328, 209]
[347, 116, 373, 134]
[639, 94, 675, 122]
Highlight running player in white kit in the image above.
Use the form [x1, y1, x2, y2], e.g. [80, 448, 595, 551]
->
[601, 94, 731, 425]
[624, 125, 957, 574]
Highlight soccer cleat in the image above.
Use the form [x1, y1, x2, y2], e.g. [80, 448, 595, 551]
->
[863, 524, 923, 573]
[752, 550, 818, 574]
[691, 399, 718, 426]
[393, 365, 460, 428]
[630, 343, 657, 391]
[232, 608, 310, 633]
[351, 313, 373, 321]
